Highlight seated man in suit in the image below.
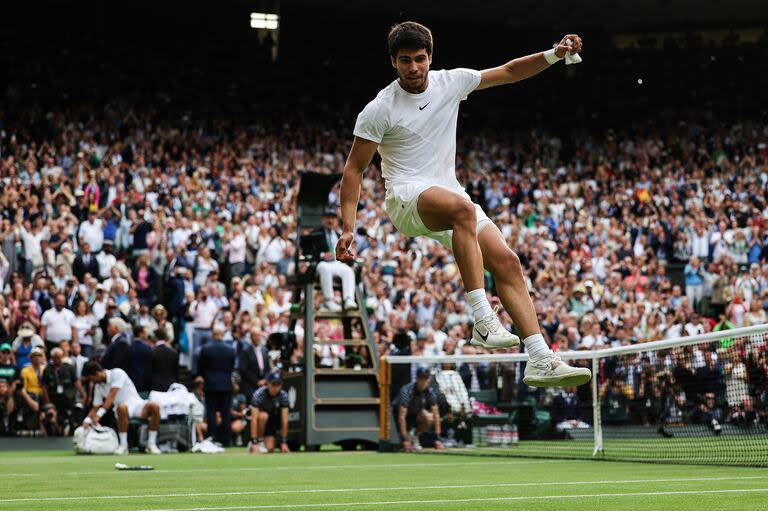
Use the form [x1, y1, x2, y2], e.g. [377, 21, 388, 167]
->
[309, 208, 358, 312]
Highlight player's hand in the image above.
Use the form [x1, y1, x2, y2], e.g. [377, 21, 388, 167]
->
[402, 440, 414, 452]
[554, 34, 582, 58]
[434, 440, 445, 451]
[248, 443, 261, 455]
[335, 232, 355, 263]
[280, 442, 290, 454]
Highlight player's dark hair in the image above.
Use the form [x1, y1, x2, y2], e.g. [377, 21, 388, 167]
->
[82, 360, 103, 378]
[388, 21, 433, 57]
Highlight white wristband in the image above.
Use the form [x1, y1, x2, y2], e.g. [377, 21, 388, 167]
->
[83, 417, 93, 425]
[96, 407, 106, 418]
[543, 48, 562, 65]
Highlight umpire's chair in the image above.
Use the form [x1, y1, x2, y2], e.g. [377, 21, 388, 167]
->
[286, 171, 381, 451]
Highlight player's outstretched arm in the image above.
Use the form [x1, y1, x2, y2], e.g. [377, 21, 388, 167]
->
[476, 34, 582, 91]
[337, 136, 378, 262]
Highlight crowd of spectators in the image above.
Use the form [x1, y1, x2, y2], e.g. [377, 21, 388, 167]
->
[0, 101, 767, 442]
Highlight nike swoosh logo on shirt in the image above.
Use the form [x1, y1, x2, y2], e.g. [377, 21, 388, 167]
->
[418, 102, 430, 110]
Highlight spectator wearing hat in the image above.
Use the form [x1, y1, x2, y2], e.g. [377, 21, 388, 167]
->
[39, 293, 78, 353]
[72, 242, 99, 283]
[150, 328, 178, 392]
[11, 300, 41, 338]
[18, 347, 46, 432]
[248, 372, 290, 455]
[11, 323, 45, 370]
[313, 209, 357, 313]
[198, 325, 235, 445]
[395, 367, 443, 452]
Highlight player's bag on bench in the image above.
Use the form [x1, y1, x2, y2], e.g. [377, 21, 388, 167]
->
[73, 425, 119, 454]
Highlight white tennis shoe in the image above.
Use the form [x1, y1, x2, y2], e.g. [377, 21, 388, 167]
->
[113, 445, 129, 455]
[523, 352, 592, 387]
[146, 443, 162, 455]
[469, 306, 520, 349]
[320, 301, 342, 313]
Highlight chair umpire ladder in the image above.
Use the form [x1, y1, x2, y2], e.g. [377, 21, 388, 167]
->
[289, 171, 380, 450]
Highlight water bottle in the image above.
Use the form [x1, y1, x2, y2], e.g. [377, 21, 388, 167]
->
[501, 425, 512, 447]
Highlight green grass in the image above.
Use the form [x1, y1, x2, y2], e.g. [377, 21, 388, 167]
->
[1, 449, 767, 511]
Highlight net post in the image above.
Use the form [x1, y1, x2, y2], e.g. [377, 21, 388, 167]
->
[591, 354, 603, 457]
[378, 356, 392, 451]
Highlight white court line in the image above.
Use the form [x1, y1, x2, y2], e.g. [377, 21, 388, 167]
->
[0, 459, 552, 477]
[2, 475, 767, 504]
[139, 488, 768, 511]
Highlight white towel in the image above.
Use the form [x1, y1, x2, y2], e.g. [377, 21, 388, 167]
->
[565, 38, 582, 65]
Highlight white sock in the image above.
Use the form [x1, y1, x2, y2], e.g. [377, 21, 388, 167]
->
[466, 289, 492, 322]
[524, 333, 551, 363]
[119, 432, 128, 448]
[148, 430, 158, 446]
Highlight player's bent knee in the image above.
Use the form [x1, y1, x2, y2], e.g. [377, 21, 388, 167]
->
[451, 201, 477, 229]
[117, 403, 128, 414]
[493, 250, 523, 279]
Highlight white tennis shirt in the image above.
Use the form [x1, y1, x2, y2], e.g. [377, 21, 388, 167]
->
[353, 68, 482, 189]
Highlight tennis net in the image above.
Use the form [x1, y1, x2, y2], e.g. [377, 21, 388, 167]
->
[378, 324, 768, 466]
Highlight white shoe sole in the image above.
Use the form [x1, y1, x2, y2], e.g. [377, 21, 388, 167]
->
[469, 335, 520, 350]
[523, 368, 592, 387]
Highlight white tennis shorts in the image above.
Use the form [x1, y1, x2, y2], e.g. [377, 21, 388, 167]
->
[383, 180, 492, 249]
[123, 399, 148, 419]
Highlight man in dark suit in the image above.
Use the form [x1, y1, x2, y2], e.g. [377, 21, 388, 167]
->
[64, 278, 83, 310]
[238, 327, 270, 401]
[150, 328, 178, 392]
[72, 242, 100, 283]
[127, 325, 153, 392]
[310, 209, 357, 313]
[198, 325, 235, 445]
[100, 318, 131, 372]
